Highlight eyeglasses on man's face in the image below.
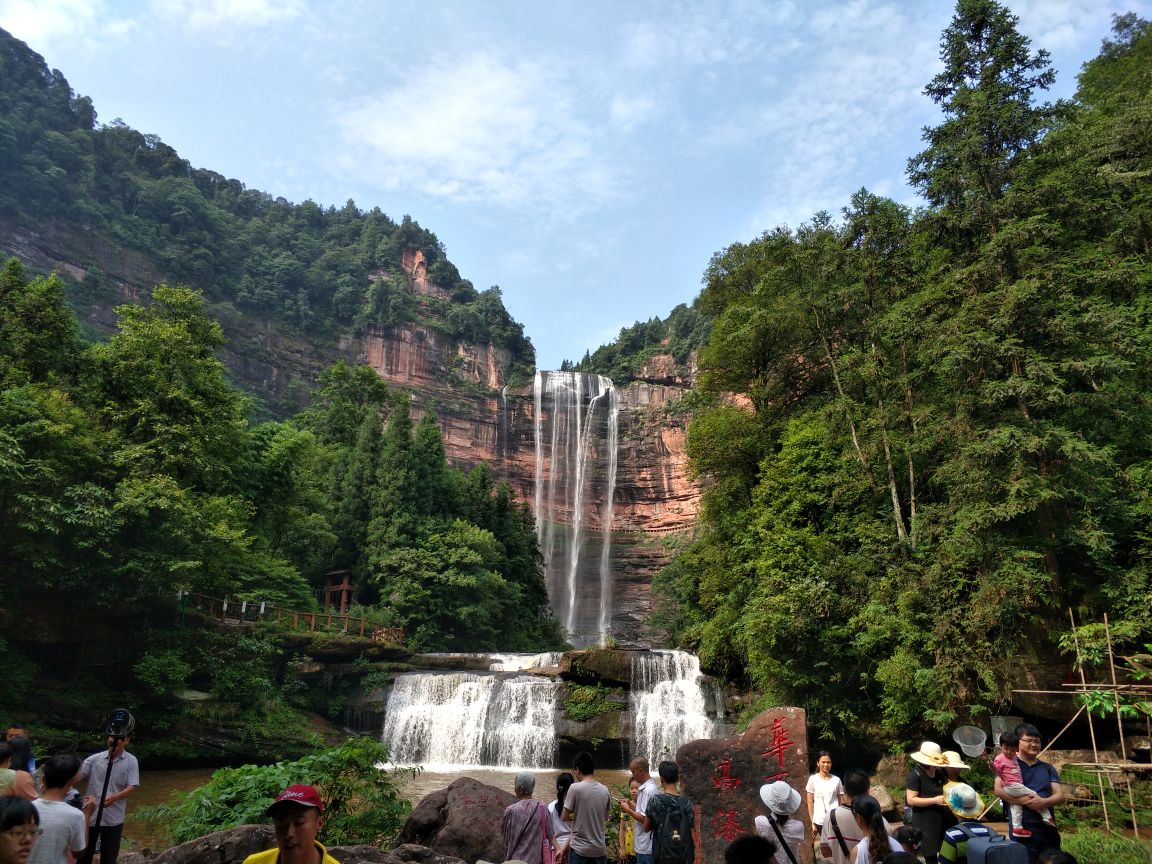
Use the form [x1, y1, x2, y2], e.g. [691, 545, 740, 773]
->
[1, 827, 40, 841]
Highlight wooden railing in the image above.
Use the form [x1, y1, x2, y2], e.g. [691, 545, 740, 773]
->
[177, 592, 403, 644]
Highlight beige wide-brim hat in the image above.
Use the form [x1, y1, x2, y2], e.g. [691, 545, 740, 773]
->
[943, 782, 984, 818]
[760, 780, 802, 816]
[909, 741, 950, 767]
[942, 751, 970, 769]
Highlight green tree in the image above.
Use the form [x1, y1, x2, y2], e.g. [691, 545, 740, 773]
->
[907, 0, 1058, 247]
[92, 283, 247, 487]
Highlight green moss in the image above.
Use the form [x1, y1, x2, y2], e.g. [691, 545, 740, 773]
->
[564, 684, 619, 722]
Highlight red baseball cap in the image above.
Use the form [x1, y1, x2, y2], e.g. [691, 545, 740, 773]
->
[265, 784, 324, 816]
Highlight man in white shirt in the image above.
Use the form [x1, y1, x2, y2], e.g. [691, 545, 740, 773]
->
[619, 756, 659, 864]
[30, 754, 88, 864]
[77, 732, 139, 864]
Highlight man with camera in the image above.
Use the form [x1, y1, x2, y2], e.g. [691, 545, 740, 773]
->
[77, 711, 139, 864]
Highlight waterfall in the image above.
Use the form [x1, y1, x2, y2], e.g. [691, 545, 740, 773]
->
[630, 650, 715, 763]
[498, 385, 508, 470]
[489, 652, 564, 671]
[533, 371, 618, 646]
[382, 671, 560, 768]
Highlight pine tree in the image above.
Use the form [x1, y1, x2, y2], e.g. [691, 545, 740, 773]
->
[907, 0, 1057, 249]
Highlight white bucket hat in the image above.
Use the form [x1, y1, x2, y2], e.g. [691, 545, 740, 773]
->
[760, 780, 802, 816]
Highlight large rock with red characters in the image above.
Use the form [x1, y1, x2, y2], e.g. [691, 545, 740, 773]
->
[678, 707, 811, 864]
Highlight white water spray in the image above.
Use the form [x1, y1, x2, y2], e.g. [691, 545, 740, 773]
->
[382, 671, 559, 768]
[532, 371, 618, 646]
[630, 650, 715, 762]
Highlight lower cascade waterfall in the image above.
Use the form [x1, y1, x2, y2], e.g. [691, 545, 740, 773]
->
[382, 671, 560, 768]
[631, 650, 715, 763]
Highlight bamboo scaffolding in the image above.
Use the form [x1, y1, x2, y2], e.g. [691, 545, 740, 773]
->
[1004, 610, 1147, 838]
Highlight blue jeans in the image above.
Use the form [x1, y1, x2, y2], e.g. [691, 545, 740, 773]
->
[569, 851, 607, 864]
[637, 854, 655, 864]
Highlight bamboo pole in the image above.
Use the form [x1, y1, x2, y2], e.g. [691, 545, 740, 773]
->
[1104, 614, 1140, 838]
[1038, 704, 1085, 756]
[1070, 609, 1110, 832]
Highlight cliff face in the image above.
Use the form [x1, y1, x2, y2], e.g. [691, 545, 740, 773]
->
[2, 221, 701, 645]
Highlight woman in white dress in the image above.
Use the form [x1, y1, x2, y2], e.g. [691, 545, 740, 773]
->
[806, 751, 844, 843]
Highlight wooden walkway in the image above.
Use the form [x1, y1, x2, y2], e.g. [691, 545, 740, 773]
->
[177, 591, 403, 644]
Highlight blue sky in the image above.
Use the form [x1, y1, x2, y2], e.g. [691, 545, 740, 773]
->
[2, 0, 1147, 370]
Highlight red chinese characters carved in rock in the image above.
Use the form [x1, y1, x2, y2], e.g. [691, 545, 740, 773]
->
[712, 758, 741, 792]
[760, 717, 794, 780]
[713, 808, 746, 842]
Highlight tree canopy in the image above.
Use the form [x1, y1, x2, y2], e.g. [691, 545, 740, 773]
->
[657, 8, 1152, 741]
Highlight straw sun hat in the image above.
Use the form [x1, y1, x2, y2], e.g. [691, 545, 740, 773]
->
[942, 751, 970, 769]
[909, 741, 951, 767]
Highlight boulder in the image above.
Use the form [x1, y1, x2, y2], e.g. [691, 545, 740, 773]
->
[873, 753, 909, 788]
[678, 706, 812, 864]
[1044, 749, 1120, 771]
[398, 777, 512, 864]
[118, 825, 273, 864]
[558, 649, 635, 686]
[1121, 736, 1151, 763]
[386, 845, 467, 864]
[869, 784, 897, 818]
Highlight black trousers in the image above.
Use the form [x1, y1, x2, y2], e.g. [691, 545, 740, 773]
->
[78, 823, 124, 864]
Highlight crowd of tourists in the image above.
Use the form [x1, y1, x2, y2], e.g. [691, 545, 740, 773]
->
[0, 717, 139, 864]
[495, 721, 1075, 864]
[0, 718, 1077, 864]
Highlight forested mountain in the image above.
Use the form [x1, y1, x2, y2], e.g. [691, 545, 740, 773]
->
[655, 7, 1152, 740]
[571, 302, 711, 383]
[0, 27, 534, 401]
[0, 27, 561, 739]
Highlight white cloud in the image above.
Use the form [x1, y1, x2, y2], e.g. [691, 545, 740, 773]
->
[150, 0, 304, 32]
[620, 1, 791, 70]
[609, 93, 660, 132]
[0, 0, 133, 52]
[334, 52, 621, 215]
[1010, 0, 1132, 52]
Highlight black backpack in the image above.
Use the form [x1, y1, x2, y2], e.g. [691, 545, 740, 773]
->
[653, 793, 695, 864]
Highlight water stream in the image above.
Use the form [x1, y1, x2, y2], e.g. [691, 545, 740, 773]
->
[533, 371, 618, 647]
[382, 671, 560, 769]
[630, 650, 715, 763]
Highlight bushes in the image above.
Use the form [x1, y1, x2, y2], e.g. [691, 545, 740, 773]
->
[139, 738, 412, 846]
[1062, 829, 1152, 864]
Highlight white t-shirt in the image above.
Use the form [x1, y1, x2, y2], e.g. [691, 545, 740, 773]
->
[806, 773, 844, 826]
[821, 810, 893, 864]
[856, 834, 904, 864]
[633, 777, 659, 855]
[29, 800, 87, 864]
[547, 799, 571, 846]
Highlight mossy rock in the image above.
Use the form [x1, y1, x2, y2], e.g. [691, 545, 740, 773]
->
[559, 648, 634, 686]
